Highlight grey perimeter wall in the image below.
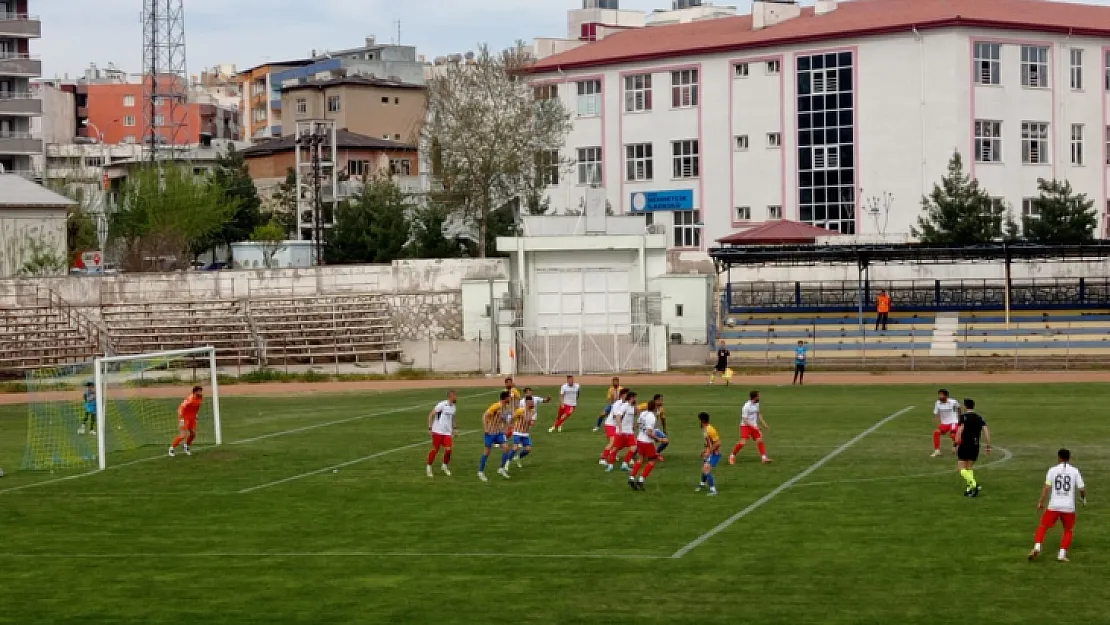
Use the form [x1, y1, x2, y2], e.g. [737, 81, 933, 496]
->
[385, 292, 463, 340]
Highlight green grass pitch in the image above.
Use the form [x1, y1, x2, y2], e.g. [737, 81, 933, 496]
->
[0, 381, 1108, 624]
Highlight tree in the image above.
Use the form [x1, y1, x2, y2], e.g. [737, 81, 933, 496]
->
[18, 235, 67, 277]
[325, 177, 411, 264]
[424, 43, 573, 256]
[206, 145, 264, 259]
[912, 151, 1007, 244]
[407, 203, 468, 259]
[108, 165, 235, 272]
[264, 167, 299, 236]
[67, 204, 99, 255]
[1022, 178, 1098, 244]
[250, 220, 287, 269]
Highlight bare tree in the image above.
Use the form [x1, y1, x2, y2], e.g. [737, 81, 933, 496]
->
[423, 43, 572, 256]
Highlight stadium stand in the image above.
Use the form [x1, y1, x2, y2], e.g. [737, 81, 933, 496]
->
[99, 299, 258, 366]
[249, 294, 401, 366]
[0, 289, 105, 372]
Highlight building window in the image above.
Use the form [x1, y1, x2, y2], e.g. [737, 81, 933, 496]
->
[389, 158, 412, 176]
[1071, 48, 1084, 90]
[1021, 45, 1049, 88]
[123, 135, 136, 144]
[768, 205, 783, 219]
[536, 149, 559, 187]
[797, 50, 856, 235]
[123, 115, 136, 127]
[672, 139, 699, 179]
[1105, 126, 1110, 164]
[673, 210, 701, 248]
[1022, 198, 1040, 221]
[253, 108, 267, 123]
[577, 146, 602, 185]
[153, 114, 165, 127]
[296, 98, 307, 114]
[766, 59, 781, 75]
[327, 95, 341, 112]
[974, 42, 1001, 85]
[1022, 121, 1050, 164]
[735, 206, 751, 221]
[625, 143, 653, 182]
[347, 160, 370, 178]
[623, 74, 652, 112]
[1105, 52, 1110, 91]
[734, 135, 749, 151]
[394, 134, 401, 141]
[1071, 124, 1084, 165]
[381, 97, 390, 104]
[577, 79, 602, 117]
[675, 304, 684, 317]
[671, 69, 698, 108]
[534, 84, 558, 101]
[394, 98, 400, 105]
[974, 120, 1002, 163]
[734, 63, 749, 78]
[123, 95, 135, 107]
[767, 132, 781, 148]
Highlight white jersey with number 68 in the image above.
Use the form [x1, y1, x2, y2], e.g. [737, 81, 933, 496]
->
[1046, 463, 1085, 513]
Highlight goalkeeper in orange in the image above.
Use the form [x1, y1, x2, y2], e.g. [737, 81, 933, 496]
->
[169, 386, 204, 457]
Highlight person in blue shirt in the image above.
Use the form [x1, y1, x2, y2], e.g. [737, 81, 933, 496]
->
[79, 381, 96, 435]
[792, 340, 808, 386]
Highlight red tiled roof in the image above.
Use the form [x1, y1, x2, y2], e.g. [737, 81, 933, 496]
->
[528, 0, 1110, 73]
[718, 220, 841, 245]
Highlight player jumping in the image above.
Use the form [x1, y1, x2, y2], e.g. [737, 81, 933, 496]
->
[1030, 448, 1087, 562]
[594, 377, 622, 432]
[729, 390, 772, 465]
[426, 390, 458, 477]
[932, 388, 961, 457]
[79, 381, 96, 436]
[168, 386, 203, 457]
[955, 398, 991, 497]
[599, 388, 628, 465]
[628, 399, 664, 491]
[606, 391, 638, 473]
[508, 396, 539, 468]
[479, 391, 513, 482]
[696, 412, 721, 496]
[549, 375, 581, 433]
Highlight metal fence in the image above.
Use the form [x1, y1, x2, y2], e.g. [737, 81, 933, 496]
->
[513, 326, 654, 375]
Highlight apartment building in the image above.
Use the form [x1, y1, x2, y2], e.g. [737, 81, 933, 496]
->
[80, 76, 240, 146]
[0, 0, 42, 177]
[281, 75, 426, 144]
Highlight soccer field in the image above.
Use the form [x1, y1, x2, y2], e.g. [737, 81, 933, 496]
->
[0, 381, 1108, 624]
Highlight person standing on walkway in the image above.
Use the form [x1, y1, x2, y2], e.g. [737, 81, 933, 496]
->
[875, 290, 891, 332]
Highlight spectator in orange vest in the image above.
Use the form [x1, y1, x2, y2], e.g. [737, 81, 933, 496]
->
[875, 290, 891, 332]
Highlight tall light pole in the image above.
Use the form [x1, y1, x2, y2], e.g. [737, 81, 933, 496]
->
[296, 128, 326, 266]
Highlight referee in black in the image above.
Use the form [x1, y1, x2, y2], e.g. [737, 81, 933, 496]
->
[955, 398, 991, 497]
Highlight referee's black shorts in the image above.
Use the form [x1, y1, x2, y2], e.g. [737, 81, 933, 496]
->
[957, 444, 980, 462]
[715, 363, 728, 373]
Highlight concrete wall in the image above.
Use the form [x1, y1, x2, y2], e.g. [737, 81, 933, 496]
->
[652, 274, 711, 344]
[0, 208, 66, 278]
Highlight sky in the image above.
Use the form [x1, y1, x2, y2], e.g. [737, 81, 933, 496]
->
[35, 0, 681, 79]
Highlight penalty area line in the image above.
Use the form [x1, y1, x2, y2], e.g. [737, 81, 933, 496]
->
[670, 405, 915, 559]
[0, 446, 216, 496]
[237, 430, 479, 494]
[0, 551, 667, 561]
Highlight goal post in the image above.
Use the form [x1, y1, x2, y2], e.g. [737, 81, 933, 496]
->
[22, 346, 222, 472]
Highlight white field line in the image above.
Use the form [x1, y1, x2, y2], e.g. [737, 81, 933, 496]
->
[671, 405, 914, 559]
[0, 551, 666, 561]
[230, 390, 497, 445]
[0, 446, 216, 495]
[238, 430, 478, 494]
[793, 446, 1015, 489]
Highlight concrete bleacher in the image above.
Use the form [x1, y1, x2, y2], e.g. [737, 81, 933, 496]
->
[99, 300, 259, 366]
[0, 302, 102, 372]
[249, 294, 401, 366]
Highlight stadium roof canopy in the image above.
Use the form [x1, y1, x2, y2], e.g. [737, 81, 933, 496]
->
[708, 242, 1110, 268]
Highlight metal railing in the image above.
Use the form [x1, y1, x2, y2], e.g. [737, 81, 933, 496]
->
[0, 91, 35, 100]
[34, 287, 114, 357]
[0, 13, 40, 20]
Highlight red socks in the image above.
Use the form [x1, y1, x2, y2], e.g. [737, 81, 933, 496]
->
[631, 460, 643, 476]
[643, 463, 655, 478]
[186, 433, 196, 445]
[731, 442, 744, 456]
[171, 436, 184, 448]
[427, 447, 439, 465]
[1062, 528, 1074, 549]
[631, 461, 656, 478]
[623, 450, 636, 464]
[443, 449, 452, 465]
[757, 441, 767, 457]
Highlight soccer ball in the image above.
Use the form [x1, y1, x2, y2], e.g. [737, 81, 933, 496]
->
[725, 318, 736, 328]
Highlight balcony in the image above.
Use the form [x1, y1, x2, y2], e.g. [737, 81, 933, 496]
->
[0, 13, 41, 38]
[0, 131, 43, 155]
[0, 91, 41, 116]
[0, 53, 42, 77]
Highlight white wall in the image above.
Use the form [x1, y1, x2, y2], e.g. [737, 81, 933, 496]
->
[461, 278, 509, 340]
[652, 274, 711, 344]
[0, 209, 67, 279]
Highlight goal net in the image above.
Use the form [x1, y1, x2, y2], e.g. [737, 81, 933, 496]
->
[23, 347, 222, 471]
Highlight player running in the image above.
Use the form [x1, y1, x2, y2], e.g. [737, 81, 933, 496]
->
[1030, 449, 1087, 562]
[792, 341, 807, 386]
[606, 391, 638, 473]
[594, 377, 622, 431]
[653, 394, 669, 459]
[709, 342, 732, 385]
[955, 398, 991, 497]
[729, 390, 772, 465]
[426, 390, 458, 477]
[932, 388, 961, 457]
[479, 391, 514, 482]
[79, 381, 96, 435]
[549, 375, 581, 433]
[696, 412, 721, 496]
[507, 396, 539, 468]
[628, 399, 665, 491]
[168, 386, 203, 457]
[599, 388, 629, 465]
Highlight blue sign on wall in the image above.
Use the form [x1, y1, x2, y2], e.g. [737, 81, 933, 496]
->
[630, 190, 694, 212]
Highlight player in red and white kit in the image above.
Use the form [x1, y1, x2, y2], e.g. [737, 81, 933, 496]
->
[1030, 448, 1087, 562]
[426, 390, 458, 477]
[605, 391, 638, 473]
[729, 390, 772, 465]
[931, 388, 961, 457]
[599, 388, 628, 465]
[549, 375, 581, 433]
[628, 399, 664, 491]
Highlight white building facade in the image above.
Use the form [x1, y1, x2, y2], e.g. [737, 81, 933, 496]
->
[527, 0, 1110, 254]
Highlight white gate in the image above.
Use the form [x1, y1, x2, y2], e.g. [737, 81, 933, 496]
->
[514, 326, 654, 375]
